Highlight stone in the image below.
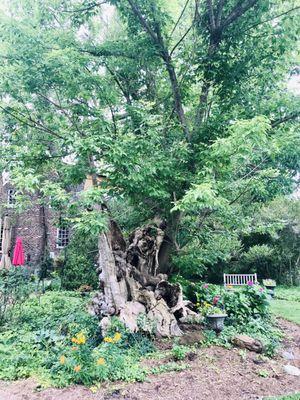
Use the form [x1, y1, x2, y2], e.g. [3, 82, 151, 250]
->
[283, 365, 300, 376]
[253, 357, 266, 365]
[281, 350, 295, 361]
[232, 334, 263, 353]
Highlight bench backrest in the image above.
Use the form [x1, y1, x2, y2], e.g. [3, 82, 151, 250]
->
[223, 273, 258, 286]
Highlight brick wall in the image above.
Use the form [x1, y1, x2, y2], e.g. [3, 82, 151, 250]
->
[0, 176, 62, 267]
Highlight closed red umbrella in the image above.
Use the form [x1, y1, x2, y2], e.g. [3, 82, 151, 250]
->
[12, 237, 25, 266]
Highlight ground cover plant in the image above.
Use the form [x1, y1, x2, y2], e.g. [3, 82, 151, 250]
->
[194, 282, 283, 356]
[0, 291, 155, 387]
[0, 280, 286, 387]
[0, 0, 299, 333]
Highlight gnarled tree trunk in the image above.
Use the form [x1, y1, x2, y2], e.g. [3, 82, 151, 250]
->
[92, 219, 196, 337]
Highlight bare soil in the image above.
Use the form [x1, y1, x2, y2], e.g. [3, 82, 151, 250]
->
[0, 318, 299, 400]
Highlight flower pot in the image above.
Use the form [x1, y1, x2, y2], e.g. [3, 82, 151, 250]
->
[206, 314, 227, 334]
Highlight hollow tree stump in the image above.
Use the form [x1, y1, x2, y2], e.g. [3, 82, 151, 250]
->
[92, 219, 197, 337]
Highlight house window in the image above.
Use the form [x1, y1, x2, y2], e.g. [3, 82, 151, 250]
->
[56, 227, 69, 248]
[0, 223, 3, 253]
[7, 189, 16, 205]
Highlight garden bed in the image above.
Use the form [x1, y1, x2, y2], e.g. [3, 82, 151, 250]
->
[0, 318, 299, 400]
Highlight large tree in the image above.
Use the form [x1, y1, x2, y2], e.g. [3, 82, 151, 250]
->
[0, 0, 299, 335]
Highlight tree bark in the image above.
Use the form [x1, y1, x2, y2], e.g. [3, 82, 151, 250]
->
[92, 219, 197, 337]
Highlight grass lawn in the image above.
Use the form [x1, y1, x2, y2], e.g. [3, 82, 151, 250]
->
[270, 287, 300, 325]
[275, 287, 300, 302]
[264, 394, 300, 400]
[271, 299, 300, 324]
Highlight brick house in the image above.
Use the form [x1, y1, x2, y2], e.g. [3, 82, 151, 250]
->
[0, 173, 69, 267]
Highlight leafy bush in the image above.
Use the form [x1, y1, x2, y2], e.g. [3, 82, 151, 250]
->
[195, 282, 222, 305]
[59, 232, 98, 291]
[0, 291, 155, 387]
[50, 330, 148, 386]
[171, 276, 221, 304]
[223, 284, 269, 326]
[195, 282, 279, 355]
[202, 317, 282, 356]
[193, 281, 269, 325]
[0, 268, 33, 325]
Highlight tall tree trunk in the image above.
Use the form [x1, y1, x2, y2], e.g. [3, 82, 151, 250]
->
[92, 219, 196, 337]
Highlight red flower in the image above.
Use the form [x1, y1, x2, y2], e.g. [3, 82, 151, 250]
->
[213, 296, 220, 305]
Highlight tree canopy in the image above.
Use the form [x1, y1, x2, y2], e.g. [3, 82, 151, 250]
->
[0, 0, 299, 281]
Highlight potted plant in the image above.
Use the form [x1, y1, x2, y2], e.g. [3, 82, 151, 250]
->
[206, 306, 227, 334]
[262, 279, 276, 298]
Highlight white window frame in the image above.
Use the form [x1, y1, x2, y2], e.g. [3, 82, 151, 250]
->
[7, 189, 16, 205]
[56, 227, 69, 249]
[0, 221, 3, 254]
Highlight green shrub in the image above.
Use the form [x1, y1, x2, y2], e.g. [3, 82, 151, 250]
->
[171, 276, 221, 304]
[0, 268, 34, 325]
[59, 232, 98, 291]
[223, 284, 269, 326]
[195, 283, 280, 356]
[193, 282, 269, 326]
[0, 291, 155, 387]
[202, 317, 282, 356]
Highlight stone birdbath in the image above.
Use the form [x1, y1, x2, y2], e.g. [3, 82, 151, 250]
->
[263, 279, 276, 298]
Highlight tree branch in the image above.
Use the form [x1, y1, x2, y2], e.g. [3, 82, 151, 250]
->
[215, 0, 226, 27]
[170, 24, 193, 56]
[126, 0, 190, 140]
[79, 43, 136, 60]
[222, 0, 259, 29]
[206, 0, 216, 31]
[170, 0, 191, 37]
[103, 62, 132, 105]
[0, 105, 65, 140]
[241, 5, 300, 34]
[271, 112, 300, 129]
[36, 92, 85, 137]
[61, 1, 106, 13]
[126, 0, 159, 44]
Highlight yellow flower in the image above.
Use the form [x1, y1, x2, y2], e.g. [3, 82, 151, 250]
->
[104, 336, 113, 343]
[71, 332, 86, 345]
[114, 332, 122, 342]
[96, 357, 106, 366]
[59, 355, 66, 365]
[74, 365, 81, 373]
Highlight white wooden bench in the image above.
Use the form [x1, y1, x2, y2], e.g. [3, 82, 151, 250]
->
[223, 273, 258, 287]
